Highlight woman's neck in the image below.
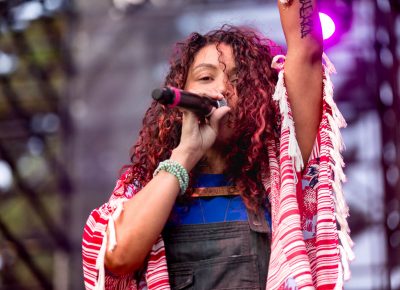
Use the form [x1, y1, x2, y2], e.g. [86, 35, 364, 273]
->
[198, 148, 227, 174]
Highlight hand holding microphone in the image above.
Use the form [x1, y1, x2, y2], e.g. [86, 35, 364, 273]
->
[152, 87, 231, 162]
[151, 87, 227, 117]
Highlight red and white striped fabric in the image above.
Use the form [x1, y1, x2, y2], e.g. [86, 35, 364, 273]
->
[82, 173, 171, 290]
[81, 55, 353, 290]
[265, 54, 353, 290]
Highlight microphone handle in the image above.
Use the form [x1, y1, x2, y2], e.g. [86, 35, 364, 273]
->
[176, 91, 216, 116]
[152, 87, 225, 116]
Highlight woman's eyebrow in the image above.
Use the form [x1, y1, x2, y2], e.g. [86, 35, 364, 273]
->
[192, 63, 238, 75]
[228, 67, 238, 76]
[192, 63, 218, 71]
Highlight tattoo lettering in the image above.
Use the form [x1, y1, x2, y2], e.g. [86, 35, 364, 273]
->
[299, 0, 314, 38]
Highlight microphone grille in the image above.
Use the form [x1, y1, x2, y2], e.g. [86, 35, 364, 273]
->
[217, 98, 227, 108]
[151, 88, 163, 101]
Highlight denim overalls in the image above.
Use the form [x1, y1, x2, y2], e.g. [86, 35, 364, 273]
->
[163, 174, 271, 290]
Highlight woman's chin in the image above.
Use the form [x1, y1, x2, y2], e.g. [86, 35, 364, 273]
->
[213, 133, 234, 150]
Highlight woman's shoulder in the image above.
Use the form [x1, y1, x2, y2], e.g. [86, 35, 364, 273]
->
[109, 166, 142, 200]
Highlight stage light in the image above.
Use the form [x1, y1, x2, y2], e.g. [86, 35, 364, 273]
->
[0, 160, 13, 192]
[319, 12, 336, 40]
[113, 0, 146, 11]
[0, 51, 18, 75]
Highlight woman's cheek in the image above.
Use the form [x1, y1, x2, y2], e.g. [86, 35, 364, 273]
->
[217, 114, 235, 142]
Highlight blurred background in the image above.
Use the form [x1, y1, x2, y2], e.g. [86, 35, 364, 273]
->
[0, 0, 399, 289]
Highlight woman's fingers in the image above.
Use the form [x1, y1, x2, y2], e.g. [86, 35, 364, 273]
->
[182, 88, 230, 131]
[181, 109, 199, 134]
[188, 88, 224, 101]
[208, 106, 231, 133]
[178, 88, 230, 152]
[211, 91, 225, 100]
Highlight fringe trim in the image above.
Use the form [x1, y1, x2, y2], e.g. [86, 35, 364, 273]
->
[95, 233, 107, 290]
[323, 53, 337, 75]
[322, 54, 354, 286]
[271, 55, 286, 71]
[338, 245, 351, 281]
[94, 200, 125, 290]
[271, 55, 304, 174]
[334, 258, 344, 290]
[322, 64, 347, 130]
[108, 202, 124, 251]
[338, 231, 355, 261]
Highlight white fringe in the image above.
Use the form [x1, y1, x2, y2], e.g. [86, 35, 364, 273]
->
[323, 53, 337, 75]
[108, 201, 124, 251]
[333, 209, 348, 233]
[329, 149, 346, 183]
[323, 53, 354, 288]
[272, 60, 304, 173]
[331, 182, 349, 219]
[338, 231, 355, 261]
[94, 200, 125, 290]
[338, 245, 352, 281]
[334, 258, 344, 290]
[327, 115, 346, 152]
[271, 55, 286, 71]
[323, 73, 347, 129]
[326, 130, 345, 157]
[95, 234, 107, 290]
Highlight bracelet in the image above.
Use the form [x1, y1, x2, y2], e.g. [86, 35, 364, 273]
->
[153, 159, 189, 195]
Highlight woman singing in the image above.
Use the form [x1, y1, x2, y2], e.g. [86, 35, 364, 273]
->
[82, 0, 353, 289]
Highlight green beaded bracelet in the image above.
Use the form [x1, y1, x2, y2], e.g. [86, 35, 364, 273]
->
[153, 159, 189, 195]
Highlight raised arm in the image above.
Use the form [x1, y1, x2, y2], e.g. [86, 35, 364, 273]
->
[278, 0, 323, 163]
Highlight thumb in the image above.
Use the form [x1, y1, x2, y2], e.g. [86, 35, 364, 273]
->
[208, 106, 231, 132]
[181, 109, 199, 135]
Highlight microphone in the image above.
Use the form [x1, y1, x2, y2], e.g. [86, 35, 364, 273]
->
[151, 87, 227, 117]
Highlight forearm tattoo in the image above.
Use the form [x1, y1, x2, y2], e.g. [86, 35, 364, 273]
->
[299, 0, 314, 38]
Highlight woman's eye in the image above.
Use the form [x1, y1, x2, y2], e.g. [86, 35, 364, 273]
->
[199, 76, 213, 81]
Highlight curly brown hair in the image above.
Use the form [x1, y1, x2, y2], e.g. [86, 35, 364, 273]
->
[124, 25, 281, 210]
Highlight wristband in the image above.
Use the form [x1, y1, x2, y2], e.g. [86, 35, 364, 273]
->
[153, 159, 189, 195]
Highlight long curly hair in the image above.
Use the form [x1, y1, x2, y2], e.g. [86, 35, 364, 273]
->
[124, 25, 281, 210]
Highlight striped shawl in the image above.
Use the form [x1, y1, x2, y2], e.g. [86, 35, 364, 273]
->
[82, 55, 353, 290]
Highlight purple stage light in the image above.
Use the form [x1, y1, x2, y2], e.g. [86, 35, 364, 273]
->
[319, 12, 336, 40]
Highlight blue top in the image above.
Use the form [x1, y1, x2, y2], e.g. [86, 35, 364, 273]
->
[167, 174, 271, 227]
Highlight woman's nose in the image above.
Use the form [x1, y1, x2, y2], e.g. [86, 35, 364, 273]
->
[216, 80, 228, 97]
